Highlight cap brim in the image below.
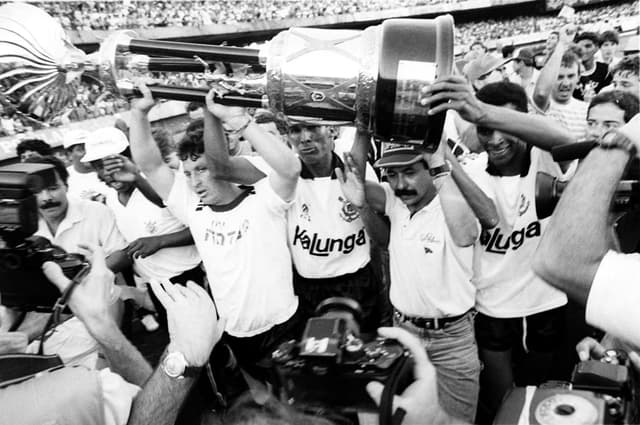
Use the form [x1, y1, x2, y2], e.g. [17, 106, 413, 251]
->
[374, 153, 423, 168]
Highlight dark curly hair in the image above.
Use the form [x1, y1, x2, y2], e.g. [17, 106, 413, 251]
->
[16, 138, 53, 158]
[589, 90, 640, 123]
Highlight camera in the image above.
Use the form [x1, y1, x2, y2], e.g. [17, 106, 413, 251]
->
[494, 350, 638, 425]
[271, 297, 408, 412]
[0, 163, 88, 311]
[535, 142, 640, 218]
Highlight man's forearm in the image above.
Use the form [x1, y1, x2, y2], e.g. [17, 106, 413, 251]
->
[533, 146, 630, 304]
[357, 204, 390, 247]
[134, 174, 164, 208]
[157, 228, 194, 249]
[449, 155, 498, 229]
[438, 175, 480, 247]
[86, 319, 153, 387]
[479, 104, 576, 150]
[533, 41, 567, 111]
[127, 364, 198, 425]
[129, 110, 165, 175]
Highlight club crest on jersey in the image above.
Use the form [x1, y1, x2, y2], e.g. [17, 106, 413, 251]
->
[299, 203, 311, 222]
[145, 220, 158, 234]
[338, 196, 360, 223]
[518, 194, 530, 216]
[480, 221, 541, 254]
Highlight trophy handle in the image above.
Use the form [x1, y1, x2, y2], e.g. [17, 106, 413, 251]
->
[119, 83, 266, 107]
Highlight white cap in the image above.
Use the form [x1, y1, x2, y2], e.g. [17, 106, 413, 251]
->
[63, 129, 90, 149]
[81, 127, 129, 162]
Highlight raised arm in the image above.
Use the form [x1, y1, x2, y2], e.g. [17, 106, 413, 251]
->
[532, 122, 638, 304]
[202, 92, 266, 185]
[533, 25, 576, 112]
[126, 228, 195, 260]
[426, 142, 479, 247]
[422, 75, 576, 152]
[128, 85, 175, 200]
[446, 149, 499, 229]
[204, 91, 300, 201]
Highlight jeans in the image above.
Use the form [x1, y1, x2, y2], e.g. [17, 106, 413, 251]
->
[394, 311, 480, 423]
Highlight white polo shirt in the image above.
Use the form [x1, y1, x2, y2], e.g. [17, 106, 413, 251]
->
[466, 148, 568, 318]
[383, 184, 476, 318]
[105, 188, 201, 282]
[35, 197, 127, 256]
[166, 174, 298, 337]
[586, 250, 640, 349]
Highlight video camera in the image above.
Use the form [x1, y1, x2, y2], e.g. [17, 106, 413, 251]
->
[0, 163, 88, 311]
[535, 142, 640, 218]
[271, 297, 409, 413]
[495, 350, 638, 424]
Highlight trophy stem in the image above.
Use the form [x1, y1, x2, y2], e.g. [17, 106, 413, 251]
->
[124, 85, 265, 107]
[127, 39, 262, 65]
[146, 57, 223, 72]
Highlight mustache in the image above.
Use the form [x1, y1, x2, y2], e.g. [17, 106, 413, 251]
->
[394, 189, 418, 197]
[40, 201, 61, 209]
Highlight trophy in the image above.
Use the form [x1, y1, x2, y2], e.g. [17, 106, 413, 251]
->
[0, 2, 453, 148]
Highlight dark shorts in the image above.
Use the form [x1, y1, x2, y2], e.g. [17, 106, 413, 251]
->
[475, 306, 566, 353]
[292, 262, 391, 333]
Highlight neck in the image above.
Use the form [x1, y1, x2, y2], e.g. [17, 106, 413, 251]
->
[208, 181, 244, 205]
[583, 58, 595, 72]
[42, 209, 67, 236]
[303, 157, 333, 178]
[520, 67, 533, 79]
[117, 186, 135, 206]
[493, 149, 528, 176]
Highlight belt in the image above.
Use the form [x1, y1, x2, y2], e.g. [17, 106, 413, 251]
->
[394, 310, 469, 330]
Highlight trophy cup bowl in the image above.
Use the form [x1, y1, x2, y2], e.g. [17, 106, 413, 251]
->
[0, 2, 453, 148]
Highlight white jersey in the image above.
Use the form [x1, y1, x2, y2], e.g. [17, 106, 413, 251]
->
[466, 148, 568, 318]
[105, 188, 201, 282]
[248, 154, 375, 278]
[383, 184, 476, 318]
[66, 166, 110, 202]
[166, 174, 298, 338]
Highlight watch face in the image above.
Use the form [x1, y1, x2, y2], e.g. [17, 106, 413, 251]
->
[164, 352, 187, 378]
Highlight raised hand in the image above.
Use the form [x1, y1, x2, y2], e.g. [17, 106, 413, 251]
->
[420, 76, 487, 124]
[102, 154, 139, 183]
[204, 88, 248, 124]
[130, 82, 156, 115]
[335, 152, 366, 209]
[149, 280, 224, 367]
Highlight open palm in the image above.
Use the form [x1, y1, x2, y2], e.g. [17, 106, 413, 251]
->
[335, 153, 366, 208]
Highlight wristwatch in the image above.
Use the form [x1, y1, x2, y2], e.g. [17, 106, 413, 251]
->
[162, 351, 202, 379]
[429, 160, 452, 178]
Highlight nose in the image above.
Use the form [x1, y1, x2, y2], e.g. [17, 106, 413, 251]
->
[586, 123, 606, 140]
[396, 174, 409, 191]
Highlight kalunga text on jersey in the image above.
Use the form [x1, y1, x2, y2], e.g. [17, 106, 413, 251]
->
[292, 226, 367, 256]
[480, 221, 541, 254]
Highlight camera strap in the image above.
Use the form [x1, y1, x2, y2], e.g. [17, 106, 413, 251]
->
[379, 353, 411, 425]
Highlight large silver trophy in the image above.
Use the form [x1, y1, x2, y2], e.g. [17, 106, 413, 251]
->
[0, 2, 453, 147]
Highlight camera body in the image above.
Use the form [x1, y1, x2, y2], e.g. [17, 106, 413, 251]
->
[271, 297, 407, 412]
[495, 350, 637, 425]
[0, 163, 88, 311]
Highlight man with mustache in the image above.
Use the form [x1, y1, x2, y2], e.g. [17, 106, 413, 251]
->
[534, 24, 588, 141]
[336, 138, 493, 422]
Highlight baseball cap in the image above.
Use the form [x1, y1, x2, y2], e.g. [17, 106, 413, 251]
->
[464, 54, 512, 84]
[373, 144, 424, 168]
[63, 129, 90, 149]
[81, 127, 129, 162]
[514, 48, 534, 66]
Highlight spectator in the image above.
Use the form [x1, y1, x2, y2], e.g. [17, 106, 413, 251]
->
[574, 31, 611, 101]
[597, 30, 621, 67]
[510, 48, 540, 101]
[15, 138, 53, 162]
[609, 54, 639, 95]
[63, 129, 112, 202]
[464, 54, 511, 91]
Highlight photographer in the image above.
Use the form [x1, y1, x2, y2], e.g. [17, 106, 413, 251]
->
[533, 114, 640, 352]
[1, 244, 224, 425]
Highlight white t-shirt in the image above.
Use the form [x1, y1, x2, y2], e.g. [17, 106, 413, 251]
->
[383, 184, 476, 318]
[105, 188, 201, 282]
[546, 97, 588, 142]
[66, 167, 111, 202]
[166, 174, 298, 337]
[586, 250, 640, 349]
[467, 148, 568, 318]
